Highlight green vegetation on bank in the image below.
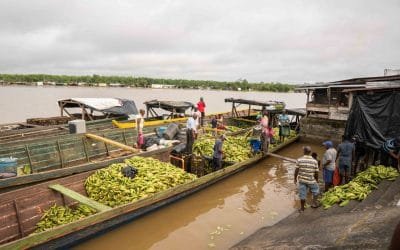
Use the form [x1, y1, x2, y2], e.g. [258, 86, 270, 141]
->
[0, 74, 295, 92]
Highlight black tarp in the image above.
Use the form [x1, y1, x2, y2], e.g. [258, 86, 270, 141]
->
[103, 99, 138, 116]
[345, 91, 400, 149]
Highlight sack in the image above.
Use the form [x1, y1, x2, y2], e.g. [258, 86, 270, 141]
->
[333, 166, 341, 186]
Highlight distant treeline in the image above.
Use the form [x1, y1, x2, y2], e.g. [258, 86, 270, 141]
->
[0, 74, 295, 92]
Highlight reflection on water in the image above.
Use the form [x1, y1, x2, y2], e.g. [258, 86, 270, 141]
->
[74, 142, 324, 250]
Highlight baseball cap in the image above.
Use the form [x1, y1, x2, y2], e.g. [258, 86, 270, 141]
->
[322, 140, 333, 148]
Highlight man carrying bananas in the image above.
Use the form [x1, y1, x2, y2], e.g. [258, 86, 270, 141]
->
[212, 134, 226, 171]
[294, 146, 320, 212]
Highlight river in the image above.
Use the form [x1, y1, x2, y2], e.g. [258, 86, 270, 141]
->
[0, 86, 306, 124]
[74, 142, 324, 250]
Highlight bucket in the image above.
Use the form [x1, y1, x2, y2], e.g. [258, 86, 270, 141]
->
[163, 123, 179, 140]
[0, 157, 18, 173]
[155, 126, 168, 137]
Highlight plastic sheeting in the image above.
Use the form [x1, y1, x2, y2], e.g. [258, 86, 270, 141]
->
[345, 91, 400, 149]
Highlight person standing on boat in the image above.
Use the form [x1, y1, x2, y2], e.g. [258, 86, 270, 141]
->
[212, 134, 226, 171]
[197, 97, 206, 127]
[278, 110, 290, 143]
[193, 107, 201, 130]
[260, 110, 270, 156]
[136, 109, 145, 150]
[186, 113, 197, 154]
[336, 135, 355, 184]
[322, 140, 337, 191]
[211, 115, 218, 136]
[294, 146, 320, 212]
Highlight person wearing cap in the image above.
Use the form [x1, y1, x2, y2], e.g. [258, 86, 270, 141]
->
[185, 113, 197, 154]
[380, 136, 400, 170]
[197, 97, 206, 127]
[294, 146, 320, 212]
[322, 140, 337, 191]
[336, 135, 355, 184]
[260, 110, 270, 156]
[212, 134, 226, 171]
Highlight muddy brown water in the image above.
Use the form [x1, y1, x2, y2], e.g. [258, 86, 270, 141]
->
[74, 142, 325, 250]
[0, 86, 306, 124]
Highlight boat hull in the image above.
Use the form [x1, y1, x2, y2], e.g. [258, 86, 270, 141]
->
[0, 136, 299, 250]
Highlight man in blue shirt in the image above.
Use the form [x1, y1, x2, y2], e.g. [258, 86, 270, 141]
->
[186, 113, 198, 154]
[380, 136, 400, 170]
[212, 134, 226, 171]
[336, 135, 355, 184]
[278, 110, 290, 143]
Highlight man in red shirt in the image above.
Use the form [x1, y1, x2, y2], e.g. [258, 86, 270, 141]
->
[197, 97, 206, 127]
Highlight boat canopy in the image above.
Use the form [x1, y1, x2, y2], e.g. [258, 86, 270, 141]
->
[58, 98, 138, 120]
[144, 100, 194, 118]
[224, 98, 285, 117]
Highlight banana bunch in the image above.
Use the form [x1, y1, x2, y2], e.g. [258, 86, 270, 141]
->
[34, 204, 96, 233]
[320, 182, 371, 209]
[320, 165, 399, 209]
[193, 135, 251, 163]
[224, 125, 242, 132]
[85, 156, 197, 207]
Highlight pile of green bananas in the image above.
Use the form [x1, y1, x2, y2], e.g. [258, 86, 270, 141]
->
[320, 165, 399, 209]
[85, 156, 197, 207]
[193, 135, 251, 163]
[34, 204, 96, 233]
[225, 125, 242, 132]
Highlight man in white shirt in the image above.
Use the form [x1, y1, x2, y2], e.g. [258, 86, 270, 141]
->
[186, 113, 197, 154]
[322, 140, 337, 191]
[136, 109, 145, 149]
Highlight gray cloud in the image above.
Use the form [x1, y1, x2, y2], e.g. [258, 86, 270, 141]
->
[0, 0, 399, 83]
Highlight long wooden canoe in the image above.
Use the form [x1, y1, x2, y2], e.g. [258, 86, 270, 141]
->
[112, 109, 258, 129]
[0, 116, 257, 192]
[0, 135, 299, 250]
[0, 109, 255, 144]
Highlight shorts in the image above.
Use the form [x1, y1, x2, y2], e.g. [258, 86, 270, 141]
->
[339, 163, 351, 175]
[323, 168, 334, 184]
[298, 182, 319, 200]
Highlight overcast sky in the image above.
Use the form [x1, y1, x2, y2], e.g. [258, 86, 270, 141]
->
[0, 0, 399, 83]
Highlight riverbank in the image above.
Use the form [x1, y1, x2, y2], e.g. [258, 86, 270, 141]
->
[232, 177, 400, 249]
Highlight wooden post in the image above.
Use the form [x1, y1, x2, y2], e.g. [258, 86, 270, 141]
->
[24, 145, 34, 173]
[82, 138, 90, 162]
[13, 200, 25, 237]
[122, 130, 128, 145]
[327, 87, 331, 118]
[56, 140, 64, 168]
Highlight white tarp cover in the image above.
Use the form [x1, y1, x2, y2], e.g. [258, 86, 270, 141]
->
[71, 98, 122, 110]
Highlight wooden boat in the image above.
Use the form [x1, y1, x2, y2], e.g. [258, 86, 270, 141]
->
[0, 116, 257, 192]
[112, 108, 257, 129]
[0, 136, 299, 250]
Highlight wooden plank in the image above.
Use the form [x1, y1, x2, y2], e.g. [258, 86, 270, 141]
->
[267, 152, 297, 163]
[48, 184, 111, 212]
[85, 133, 138, 153]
